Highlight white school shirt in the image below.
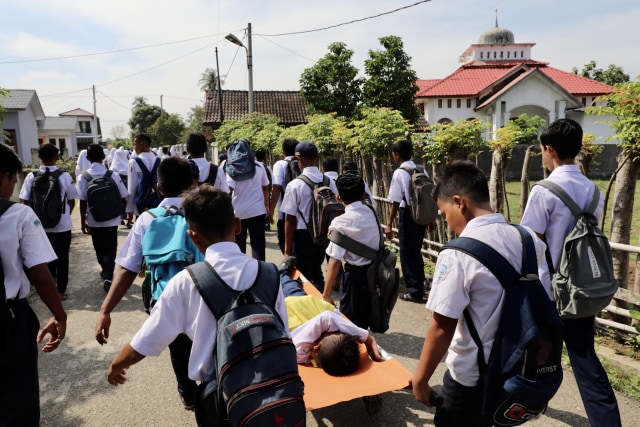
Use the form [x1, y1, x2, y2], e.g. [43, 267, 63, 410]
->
[387, 160, 420, 208]
[0, 203, 57, 300]
[191, 157, 229, 192]
[324, 171, 339, 181]
[109, 147, 130, 176]
[326, 201, 380, 266]
[126, 151, 159, 215]
[279, 166, 338, 230]
[271, 156, 294, 221]
[521, 164, 603, 271]
[130, 242, 290, 382]
[115, 196, 184, 273]
[426, 214, 549, 387]
[227, 163, 269, 220]
[19, 166, 78, 233]
[291, 310, 368, 365]
[76, 162, 129, 227]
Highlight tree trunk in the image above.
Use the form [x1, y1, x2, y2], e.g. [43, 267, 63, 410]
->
[520, 145, 534, 217]
[489, 149, 507, 215]
[635, 232, 640, 294]
[371, 156, 385, 199]
[610, 153, 640, 289]
[575, 152, 592, 177]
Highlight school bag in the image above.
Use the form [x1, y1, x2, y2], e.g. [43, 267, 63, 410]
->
[29, 169, 64, 228]
[298, 175, 345, 248]
[327, 204, 399, 333]
[82, 170, 123, 222]
[186, 260, 306, 427]
[535, 180, 619, 319]
[284, 158, 301, 192]
[141, 206, 204, 312]
[199, 163, 219, 186]
[0, 200, 16, 366]
[225, 139, 256, 181]
[400, 165, 437, 226]
[134, 157, 162, 213]
[442, 225, 564, 426]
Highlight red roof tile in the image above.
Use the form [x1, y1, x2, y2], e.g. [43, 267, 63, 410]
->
[539, 67, 615, 96]
[417, 65, 517, 97]
[416, 79, 440, 92]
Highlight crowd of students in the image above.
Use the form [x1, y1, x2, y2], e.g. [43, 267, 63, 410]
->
[0, 120, 622, 426]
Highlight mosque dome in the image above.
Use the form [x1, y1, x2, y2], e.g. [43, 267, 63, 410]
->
[478, 26, 515, 45]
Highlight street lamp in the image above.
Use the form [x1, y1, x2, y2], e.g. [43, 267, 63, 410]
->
[225, 23, 254, 114]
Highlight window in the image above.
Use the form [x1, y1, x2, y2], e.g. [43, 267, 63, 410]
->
[79, 121, 92, 134]
[456, 99, 461, 108]
[480, 52, 483, 59]
[418, 104, 425, 115]
[447, 99, 452, 108]
[49, 138, 56, 145]
[438, 99, 443, 108]
[38, 138, 44, 145]
[500, 51, 504, 58]
[467, 99, 472, 108]
[520, 51, 524, 58]
[507, 51, 510, 58]
[59, 138, 66, 150]
[493, 52, 497, 59]
[582, 98, 587, 106]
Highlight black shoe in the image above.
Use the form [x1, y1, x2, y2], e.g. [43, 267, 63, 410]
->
[278, 256, 297, 274]
[103, 280, 112, 293]
[400, 292, 424, 303]
[180, 395, 195, 411]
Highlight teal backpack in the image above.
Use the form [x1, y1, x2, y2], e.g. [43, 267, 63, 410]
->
[141, 206, 204, 310]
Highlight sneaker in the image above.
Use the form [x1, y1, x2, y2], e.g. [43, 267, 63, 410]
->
[180, 395, 195, 411]
[400, 292, 424, 303]
[103, 280, 112, 293]
[278, 256, 297, 275]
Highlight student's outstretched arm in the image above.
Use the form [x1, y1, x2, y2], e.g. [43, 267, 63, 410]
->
[107, 343, 145, 386]
[95, 266, 138, 345]
[384, 202, 400, 239]
[30, 263, 67, 352]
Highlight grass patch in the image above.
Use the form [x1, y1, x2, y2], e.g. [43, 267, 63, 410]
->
[600, 357, 640, 400]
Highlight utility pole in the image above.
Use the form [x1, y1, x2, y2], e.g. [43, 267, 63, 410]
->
[160, 94, 164, 116]
[92, 85, 98, 144]
[247, 23, 254, 114]
[215, 47, 224, 122]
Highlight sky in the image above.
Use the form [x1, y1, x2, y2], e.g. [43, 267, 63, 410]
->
[2, 0, 639, 139]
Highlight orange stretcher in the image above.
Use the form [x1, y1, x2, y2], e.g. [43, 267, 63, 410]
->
[296, 279, 412, 411]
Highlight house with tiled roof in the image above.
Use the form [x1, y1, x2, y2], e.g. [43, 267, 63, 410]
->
[59, 108, 102, 150]
[1, 89, 46, 165]
[202, 89, 310, 136]
[415, 22, 617, 144]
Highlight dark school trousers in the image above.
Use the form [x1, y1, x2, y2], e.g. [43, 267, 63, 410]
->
[340, 263, 371, 330]
[168, 333, 197, 405]
[277, 218, 285, 254]
[89, 225, 118, 282]
[434, 370, 490, 427]
[564, 316, 622, 427]
[46, 230, 72, 294]
[0, 299, 41, 427]
[398, 207, 427, 299]
[293, 229, 325, 292]
[280, 271, 306, 297]
[236, 214, 266, 261]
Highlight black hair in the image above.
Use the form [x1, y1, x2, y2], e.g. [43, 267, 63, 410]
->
[432, 160, 490, 204]
[316, 334, 361, 377]
[336, 173, 365, 204]
[322, 157, 339, 172]
[342, 161, 359, 173]
[134, 132, 152, 147]
[183, 185, 235, 240]
[254, 149, 266, 161]
[157, 157, 193, 197]
[391, 139, 412, 160]
[186, 132, 208, 157]
[161, 146, 170, 155]
[37, 143, 59, 162]
[86, 144, 105, 162]
[0, 143, 22, 175]
[282, 138, 299, 157]
[539, 118, 582, 160]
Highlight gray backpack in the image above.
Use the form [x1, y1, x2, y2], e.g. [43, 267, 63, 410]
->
[535, 180, 619, 319]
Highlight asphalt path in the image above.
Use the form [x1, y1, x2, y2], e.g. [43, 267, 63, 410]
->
[31, 211, 640, 426]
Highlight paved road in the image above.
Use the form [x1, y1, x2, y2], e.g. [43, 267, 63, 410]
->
[31, 211, 639, 426]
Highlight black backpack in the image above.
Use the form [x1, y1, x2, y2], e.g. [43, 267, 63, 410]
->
[298, 175, 345, 249]
[187, 260, 306, 427]
[134, 157, 162, 213]
[29, 169, 64, 228]
[327, 204, 399, 333]
[82, 170, 123, 222]
[0, 200, 16, 365]
[281, 158, 301, 200]
[442, 225, 564, 426]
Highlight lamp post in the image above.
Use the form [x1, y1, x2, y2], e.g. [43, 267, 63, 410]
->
[225, 23, 254, 114]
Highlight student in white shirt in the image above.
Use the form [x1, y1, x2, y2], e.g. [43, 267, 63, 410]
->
[322, 157, 339, 181]
[185, 132, 228, 191]
[19, 143, 78, 300]
[126, 132, 161, 222]
[76, 144, 128, 292]
[0, 142, 66, 425]
[105, 186, 290, 418]
[268, 138, 299, 253]
[410, 161, 548, 425]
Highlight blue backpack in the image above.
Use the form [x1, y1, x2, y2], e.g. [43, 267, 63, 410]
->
[141, 206, 204, 307]
[135, 157, 163, 213]
[442, 225, 564, 426]
[225, 139, 256, 181]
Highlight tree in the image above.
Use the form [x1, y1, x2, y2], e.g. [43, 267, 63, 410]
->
[198, 68, 224, 92]
[576, 133, 603, 177]
[287, 113, 350, 157]
[184, 105, 205, 134]
[0, 88, 8, 124]
[147, 113, 185, 148]
[110, 124, 129, 143]
[572, 60, 630, 86]
[363, 36, 420, 124]
[588, 82, 640, 290]
[213, 113, 283, 161]
[421, 119, 489, 173]
[128, 97, 162, 134]
[299, 42, 363, 119]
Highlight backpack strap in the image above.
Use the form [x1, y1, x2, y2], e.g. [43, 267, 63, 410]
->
[327, 203, 384, 259]
[586, 185, 601, 216]
[205, 163, 219, 185]
[188, 260, 279, 320]
[134, 157, 150, 176]
[0, 200, 15, 303]
[535, 180, 583, 217]
[82, 171, 94, 182]
[104, 170, 113, 179]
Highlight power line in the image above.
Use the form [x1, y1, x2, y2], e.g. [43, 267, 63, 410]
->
[256, 0, 432, 37]
[256, 35, 316, 62]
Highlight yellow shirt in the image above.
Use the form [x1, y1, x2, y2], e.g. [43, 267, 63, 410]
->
[285, 295, 336, 331]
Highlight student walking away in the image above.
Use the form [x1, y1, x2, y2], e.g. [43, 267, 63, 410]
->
[321, 173, 381, 329]
[185, 132, 228, 192]
[0, 142, 67, 426]
[343, 161, 374, 206]
[385, 139, 430, 303]
[322, 157, 339, 182]
[521, 119, 622, 427]
[269, 137, 300, 253]
[410, 161, 552, 426]
[77, 144, 128, 293]
[126, 132, 162, 223]
[280, 141, 339, 292]
[226, 139, 270, 261]
[109, 145, 132, 227]
[254, 149, 273, 231]
[105, 186, 304, 426]
[96, 157, 202, 412]
[19, 143, 78, 300]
